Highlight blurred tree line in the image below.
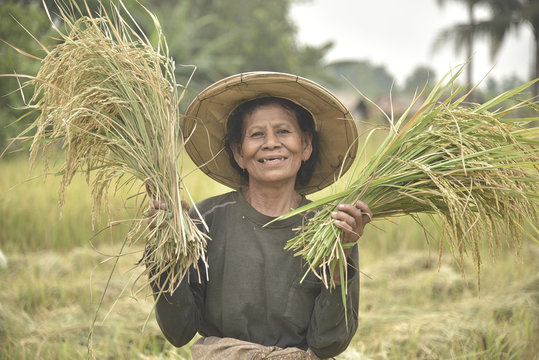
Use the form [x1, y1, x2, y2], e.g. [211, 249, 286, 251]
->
[0, 0, 534, 153]
[434, 0, 539, 96]
[0, 0, 333, 152]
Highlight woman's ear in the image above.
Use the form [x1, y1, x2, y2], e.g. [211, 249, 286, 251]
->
[302, 133, 313, 162]
[231, 143, 245, 169]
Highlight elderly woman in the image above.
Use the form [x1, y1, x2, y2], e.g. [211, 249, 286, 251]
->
[151, 72, 372, 360]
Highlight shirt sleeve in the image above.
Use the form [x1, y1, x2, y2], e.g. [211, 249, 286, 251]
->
[152, 206, 208, 347]
[307, 245, 360, 358]
[152, 264, 206, 347]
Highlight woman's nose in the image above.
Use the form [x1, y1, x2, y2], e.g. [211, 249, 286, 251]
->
[263, 132, 281, 149]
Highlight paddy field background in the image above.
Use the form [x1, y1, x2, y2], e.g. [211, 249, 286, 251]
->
[0, 143, 537, 359]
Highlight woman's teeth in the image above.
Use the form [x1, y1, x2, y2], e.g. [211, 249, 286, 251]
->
[259, 157, 286, 163]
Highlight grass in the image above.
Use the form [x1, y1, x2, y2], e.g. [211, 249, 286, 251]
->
[0, 153, 128, 252]
[1, 154, 537, 359]
[350, 246, 539, 359]
[0, 245, 192, 359]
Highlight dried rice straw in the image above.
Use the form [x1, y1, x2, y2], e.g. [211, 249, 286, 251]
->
[6, 0, 208, 295]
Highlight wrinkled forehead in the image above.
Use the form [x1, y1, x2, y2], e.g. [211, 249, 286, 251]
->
[240, 103, 300, 128]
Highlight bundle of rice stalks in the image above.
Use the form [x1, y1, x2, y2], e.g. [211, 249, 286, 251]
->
[4, 1, 207, 294]
[278, 68, 539, 292]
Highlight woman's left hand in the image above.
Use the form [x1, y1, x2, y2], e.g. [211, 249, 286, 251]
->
[331, 200, 372, 258]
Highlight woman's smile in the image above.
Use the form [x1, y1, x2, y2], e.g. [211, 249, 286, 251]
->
[258, 156, 287, 163]
[232, 103, 312, 189]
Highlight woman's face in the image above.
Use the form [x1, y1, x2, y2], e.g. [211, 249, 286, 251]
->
[232, 103, 312, 190]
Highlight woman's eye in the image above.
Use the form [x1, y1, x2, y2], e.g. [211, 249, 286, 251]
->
[278, 129, 291, 134]
[250, 131, 264, 138]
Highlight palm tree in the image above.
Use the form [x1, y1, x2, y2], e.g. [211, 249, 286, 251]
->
[434, 0, 539, 96]
[433, 0, 483, 91]
[475, 0, 539, 96]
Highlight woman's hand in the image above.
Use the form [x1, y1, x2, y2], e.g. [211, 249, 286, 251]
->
[145, 184, 189, 230]
[330, 200, 372, 284]
[147, 198, 191, 229]
[331, 200, 372, 258]
[147, 199, 167, 230]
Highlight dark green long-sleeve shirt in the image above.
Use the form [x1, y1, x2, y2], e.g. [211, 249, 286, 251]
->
[154, 191, 359, 358]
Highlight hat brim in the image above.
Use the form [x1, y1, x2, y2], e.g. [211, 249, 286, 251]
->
[183, 72, 358, 195]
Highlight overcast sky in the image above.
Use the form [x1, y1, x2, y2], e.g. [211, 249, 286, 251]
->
[290, 0, 534, 86]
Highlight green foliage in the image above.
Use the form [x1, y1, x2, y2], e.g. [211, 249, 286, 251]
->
[0, 1, 51, 152]
[0, 0, 332, 152]
[147, 0, 242, 96]
[40, 0, 148, 16]
[148, 0, 332, 95]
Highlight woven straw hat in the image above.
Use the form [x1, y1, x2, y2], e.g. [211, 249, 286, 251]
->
[183, 72, 358, 195]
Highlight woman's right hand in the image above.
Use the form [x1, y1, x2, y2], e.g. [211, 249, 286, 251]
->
[145, 184, 190, 230]
[148, 199, 168, 230]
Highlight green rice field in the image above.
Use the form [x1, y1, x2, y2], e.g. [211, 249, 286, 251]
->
[0, 153, 537, 359]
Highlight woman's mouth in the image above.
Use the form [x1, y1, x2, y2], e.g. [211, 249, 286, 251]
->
[258, 157, 287, 163]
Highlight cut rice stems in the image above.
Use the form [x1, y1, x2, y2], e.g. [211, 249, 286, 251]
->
[277, 70, 539, 294]
[11, 0, 208, 295]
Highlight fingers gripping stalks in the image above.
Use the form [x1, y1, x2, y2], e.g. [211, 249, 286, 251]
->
[143, 184, 209, 294]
